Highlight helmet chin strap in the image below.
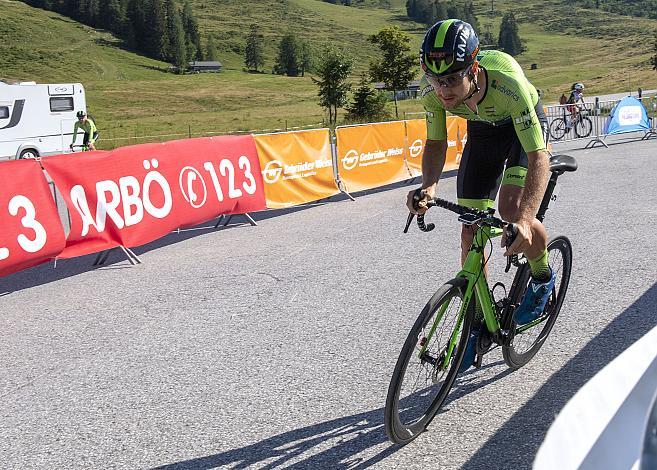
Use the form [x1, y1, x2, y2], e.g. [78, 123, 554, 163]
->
[463, 69, 480, 102]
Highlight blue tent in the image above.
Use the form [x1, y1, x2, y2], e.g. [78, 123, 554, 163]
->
[604, 96, 651, 135]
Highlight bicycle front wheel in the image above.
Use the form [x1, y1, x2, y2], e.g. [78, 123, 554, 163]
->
[384, 278, 473, 445]
[502, 236, 573, 369]
[575, 116, 593, 138]
[549, 118, 568, 141]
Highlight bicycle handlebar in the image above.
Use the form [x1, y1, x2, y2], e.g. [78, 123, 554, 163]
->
[422, 197, 507, 228]
[404, 196, 519, 271]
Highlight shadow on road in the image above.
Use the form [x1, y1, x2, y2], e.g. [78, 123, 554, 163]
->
[462, 282, 657, 470]
[151, 360, 510, 469]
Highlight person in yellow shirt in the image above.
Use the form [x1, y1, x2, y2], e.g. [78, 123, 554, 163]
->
[70, 110, 98, 151]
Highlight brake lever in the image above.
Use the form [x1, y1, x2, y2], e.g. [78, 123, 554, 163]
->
[403, 212, 414, 233]
[504, 223, 518, 273]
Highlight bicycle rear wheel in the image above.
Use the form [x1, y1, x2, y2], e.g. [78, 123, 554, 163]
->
[502, 236, 572, 369]
[384, 278, 473, 445]
[575, 116, 593, 138]
[549, 118, 568, 141]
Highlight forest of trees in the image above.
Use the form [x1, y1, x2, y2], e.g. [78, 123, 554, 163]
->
[405, 0, 479, 29]
[565, 0, 657, 19]
[322, 0, 392, 6]
[19, 0, 204, 68]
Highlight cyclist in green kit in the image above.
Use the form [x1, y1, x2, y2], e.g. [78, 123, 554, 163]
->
[405, 19, 555, 372]
[70, 110, 98, 151]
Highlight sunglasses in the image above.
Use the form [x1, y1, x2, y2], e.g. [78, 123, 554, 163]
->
[426, 66, 471, 89]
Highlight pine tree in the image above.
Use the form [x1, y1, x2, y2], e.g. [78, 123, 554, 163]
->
[144, 0, 169, 60]
[127, 0, 147, 51]
[245, 24, 265, 72]
[345, 74, 390, 122]
[415, 0, 431, 23]
[313, 48, 353, 126]
[181, 1, 202, 61]
[498, 12, 523, 56]
[273, 33, 299, 76]
[369, 26, 418, 118]
[298, 40, 313, 77]
[432, 2, 448, 23]
[463, 2, 479, 31]
[80, 0, 99, 26]
[406, 0, 416, 18]
[165, 0, 186, 71]
[446, 1, 462, 20]
[205, 35, 218, 61]
[99, 0, 124, 35]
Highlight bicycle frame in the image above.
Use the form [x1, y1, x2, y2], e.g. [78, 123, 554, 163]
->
[418, 224, 503, 366]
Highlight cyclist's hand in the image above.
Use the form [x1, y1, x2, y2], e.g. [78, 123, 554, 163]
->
[406, 187, 434, 215]
[502, 220, 533, 256]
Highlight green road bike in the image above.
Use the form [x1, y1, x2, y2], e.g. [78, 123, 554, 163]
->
[384, 154, 577, 445]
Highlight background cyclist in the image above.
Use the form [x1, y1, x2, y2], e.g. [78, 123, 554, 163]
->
[406, 19, 555, 372]
[70, 110, 99, 151]
[566, 82, 585, 130]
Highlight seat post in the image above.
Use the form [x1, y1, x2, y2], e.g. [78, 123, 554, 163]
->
[536, 171, 560, 223]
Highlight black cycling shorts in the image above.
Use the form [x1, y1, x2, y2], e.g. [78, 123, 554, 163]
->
[456, 101, 548, 210]
[83, 131, 100, 146]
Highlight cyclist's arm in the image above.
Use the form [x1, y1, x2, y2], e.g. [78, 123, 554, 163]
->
[517, 150, 549, 225]
[421, 139, 448, 198]
[71, 122, 80, 144]
[421, 104, 448, 197]
[509, 85, 550, 225]
[88, 120, 98, 143]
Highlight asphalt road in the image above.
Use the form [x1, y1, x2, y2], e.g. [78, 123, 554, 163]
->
[1, 134, 656, 469]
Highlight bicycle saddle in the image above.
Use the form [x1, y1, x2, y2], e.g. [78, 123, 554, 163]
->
[549, 154, 578, 174]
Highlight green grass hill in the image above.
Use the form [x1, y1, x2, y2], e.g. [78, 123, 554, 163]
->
[1, 0, 656, 148]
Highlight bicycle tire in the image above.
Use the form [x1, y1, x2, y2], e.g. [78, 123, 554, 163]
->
[549, 118, 568, 141]
[575, 116, 593, 138]
[502, 236, 573, 369]
[385, 278, 473, 445]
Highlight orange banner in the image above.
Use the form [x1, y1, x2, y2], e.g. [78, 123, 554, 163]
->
[335, 121, 410, 193]
[405, 116, 465, 176]
[254, 129, 338, 209]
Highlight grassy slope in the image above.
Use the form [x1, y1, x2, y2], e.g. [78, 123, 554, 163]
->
[1, 0, 656, 148]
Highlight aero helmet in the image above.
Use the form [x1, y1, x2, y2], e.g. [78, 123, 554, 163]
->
[573, 83, 584, 91]
[421, 19, 479, 77]
[76, 110, 87, 118]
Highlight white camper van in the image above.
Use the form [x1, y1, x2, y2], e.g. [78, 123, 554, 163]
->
[0, 81, 87, 160]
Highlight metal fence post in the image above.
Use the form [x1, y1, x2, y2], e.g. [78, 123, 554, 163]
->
[585, 97, 608, 149]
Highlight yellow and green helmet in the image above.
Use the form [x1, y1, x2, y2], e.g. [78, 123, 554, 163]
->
[420, 19, 479, 77]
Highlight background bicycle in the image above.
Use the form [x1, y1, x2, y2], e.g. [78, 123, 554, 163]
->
[549, 105, 593, 141]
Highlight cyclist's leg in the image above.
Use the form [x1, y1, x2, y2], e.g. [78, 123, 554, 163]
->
[456, 121, 509, 372]
[87, 131, 98, 151]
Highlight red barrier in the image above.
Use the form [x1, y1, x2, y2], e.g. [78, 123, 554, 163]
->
[42, 136, 266, 258]
[0, 160, 66, 276]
